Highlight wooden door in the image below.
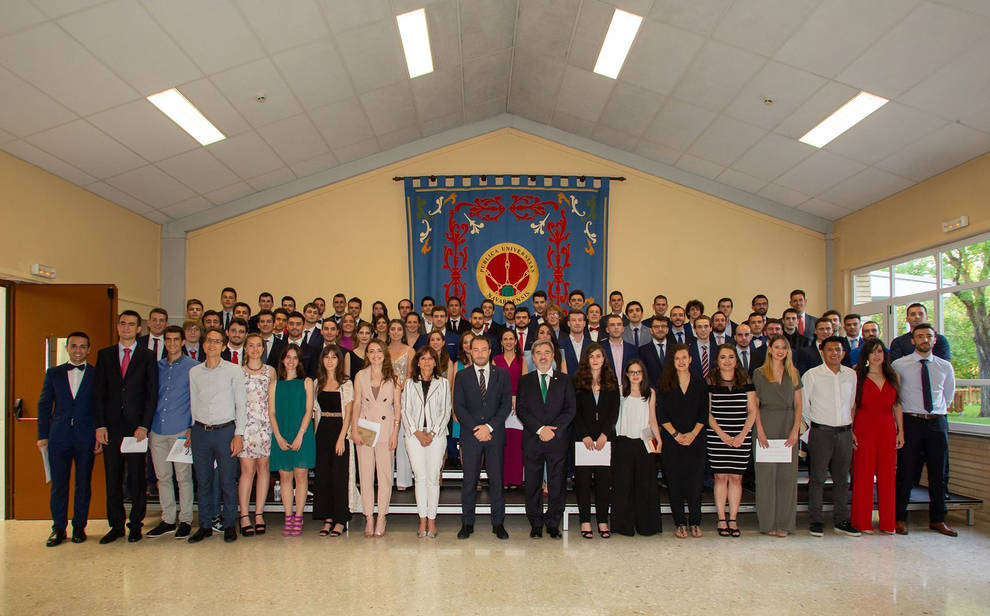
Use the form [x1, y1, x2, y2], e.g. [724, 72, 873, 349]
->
[7, 283, 117, 519]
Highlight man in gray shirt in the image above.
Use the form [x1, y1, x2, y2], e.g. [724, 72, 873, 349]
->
[187, 327, 246, 543]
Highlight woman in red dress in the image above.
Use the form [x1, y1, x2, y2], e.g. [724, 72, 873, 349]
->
[851, 339, 904, 534]
[494, 328, 526, 490]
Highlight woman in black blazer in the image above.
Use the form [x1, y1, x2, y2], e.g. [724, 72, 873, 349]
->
[573, 344, 620, 539]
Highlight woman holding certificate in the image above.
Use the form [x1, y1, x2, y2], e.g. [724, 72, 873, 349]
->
[573, 344, 619, 538]
[351, 339, 400, 537]
[752, 335, 802, 537]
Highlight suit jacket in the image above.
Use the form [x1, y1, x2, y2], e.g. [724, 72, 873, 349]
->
[37, 363, 95, 443]
[586, 325, 604, 343]
[667, 328, 695, 346]
[93, 344, 158, 436]
[687, 338, 719, 380]
[484, 321, 506, 341]
[573, 387, 620, 442]
[263, 336, 286, 368]
[622, 323, 649, 347]
[515, 369, 576, 449]
[558, 334, 591, 375]
[220, 347, 244, 365]
[800, 314, 817, 341]
[181, 344, 205, 362]
[415, 329, 460, 360]
[639, 340, 669, 392]
[447, 317, 470, 335]
[399, 377, 452, 438]
[600, 339, 639, 375]
[453, 364, 512, 437]
[889, 332, 951, 361]
[783, 331, 810, 351]
[247, 314, 260, 333]
[136, 334, 165, 362]
[469, 330, 502, 356]
[735, 344, 766, 376]
[794, 339, 853, 374]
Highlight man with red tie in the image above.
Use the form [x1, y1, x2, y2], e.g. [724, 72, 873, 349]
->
[513, 307, 533, 351]
[182, 320, 204, 362]
[220, 318, 248, 364]
[586, 303, 604, 342]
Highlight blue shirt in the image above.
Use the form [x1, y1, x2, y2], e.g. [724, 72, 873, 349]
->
[892, 352, 955, 415]
[153, 354, 196, 435]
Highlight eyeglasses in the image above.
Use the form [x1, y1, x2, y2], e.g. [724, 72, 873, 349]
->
[626, 369, 643, 375]
[204, 338, 224, 345]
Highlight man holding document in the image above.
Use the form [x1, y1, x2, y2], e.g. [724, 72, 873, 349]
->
[146, 326, 196, 540]
[93, 310, 158, 544]
[516, 339, 577, 539]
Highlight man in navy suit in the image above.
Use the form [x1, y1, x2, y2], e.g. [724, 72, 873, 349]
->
[255, 310, 284, 366]
[639, 316, 670, 392]
[842, 313, 865, 353]
[790, 289, 817, 342]
[687, 315, 718, 380]
[516, 339, 577, 537]
[558, 310, 589, 375]
[181, 320, 205, 362]
[446, 296, 471, 335]
[37, 332, 97, 546]
[416, 306, 460, 359]
[454, 336, 512, 540]
[889, 303, 951, 361]
[732, 323, 766, 376]
[795, 319, 835, 375]
[136, 307, 168, 362]
[93, 310, 158, 544]
[601, 314, 639, 375]
[468, 308, 501, 355]
[513, 307, 535, 351]
[668, 306, 695, 345]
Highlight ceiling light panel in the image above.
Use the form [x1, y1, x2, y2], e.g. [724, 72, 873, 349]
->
[594, 9, 643, 79]
[396, 8, 434, 79]
[799, 91, 888, 148]
[147, 88, 225, 146]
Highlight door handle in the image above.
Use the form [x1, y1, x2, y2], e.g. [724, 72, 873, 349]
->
[13, 397, 36, 422]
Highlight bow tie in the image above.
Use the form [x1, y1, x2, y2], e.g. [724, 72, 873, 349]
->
[69, 364, 85, 371]
[589, 327, 599, 332]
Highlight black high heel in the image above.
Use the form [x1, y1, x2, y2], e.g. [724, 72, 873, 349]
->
[254, 514, 266, 535]
[717, 518, 730, 537]
[239, 515, 255, 537]
[728, 519, 740, 537]
[329, 522, 347, 537]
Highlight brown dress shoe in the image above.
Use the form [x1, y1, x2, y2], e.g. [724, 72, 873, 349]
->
[895, 521, 908, 535]
[929, 522, 958, 537]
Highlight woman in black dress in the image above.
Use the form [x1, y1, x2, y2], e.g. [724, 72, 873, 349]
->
[311, 345, 354, 536]
[658, 345, 708, 538]
[573, 344, 620, 538]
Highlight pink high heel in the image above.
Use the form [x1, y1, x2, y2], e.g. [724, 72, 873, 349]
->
[290, 515, 304, 537]
[281, 514, 295, 536]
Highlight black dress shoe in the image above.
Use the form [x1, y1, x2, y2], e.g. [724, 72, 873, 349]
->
[547, 527, 561, 539]
[224, 527, 237, 543]
[127, 527, 142, 543]
[187, 527, 213, 543]
[493, 524, 509, 540]
[46, 529, 67, 547]
[530, 526, 543, 538]
[175, 523, 192, 539]
[457, 524, 474, 539]
[71, 527, 86, 543]
[99, 528, 125, 544]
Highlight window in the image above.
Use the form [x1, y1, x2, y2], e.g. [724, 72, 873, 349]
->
[850, 232, 990, 431]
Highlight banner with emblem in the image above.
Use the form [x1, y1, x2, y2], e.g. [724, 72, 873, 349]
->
[405, 175, 609, 311]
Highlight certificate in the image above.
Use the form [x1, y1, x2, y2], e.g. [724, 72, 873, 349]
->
[356, 418, 381, 447]
[504, 413, 524, 431]
[166, 437, 194, 464]
[41, 447, 51, 483]
[755, 439, 793, 463]
[120, 436, 149, 454]
[574, 441, 611, 466]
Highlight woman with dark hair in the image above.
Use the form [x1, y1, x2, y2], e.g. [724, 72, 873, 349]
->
[372, 315, 389, 342]
[851, 338, 903, 534]
[611, 358, 662, 537]
[400, 346, 451, 537]
[659, 344, 708, 538]
[706, 344, 756, 538]
[351, 339, 400, 537]
[312, 345, 354, 537]
[494, 328, 526, 490]
[267, 344, 315, 537]
[339, 313, 357, 351]
[753, 335, 803, 537]
[371, 301, 389, 321]
[455, 331, 475, 370]
[573, 344, 619, 538]
[352, 321, 374, 365]
[403, 312, 422, 347]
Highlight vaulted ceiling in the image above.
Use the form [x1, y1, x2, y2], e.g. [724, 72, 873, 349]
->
[2, 0, 989, 230]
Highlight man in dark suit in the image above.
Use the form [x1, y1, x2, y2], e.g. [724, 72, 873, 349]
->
[687, 315, 718, 380]
[558, 310, 589, 375]
[93, 310, 158, 544]
[137, 307, 168, 362]
[795, 319, 835, 375]
[667, 306, 695, 345]
[37, 332, 97, 546]
[732, 323, 766, 376]
[181, 319, 205, 361]
[220, 318, 248, 365]
[781, 308, 810, 351]
[254, 310, 283, 366]
[716, 297, 737, 338]
[516, 339, 577, 538]
[468, 308, 501, 355]
[889, 302, 951, 361]
[512, 307, 534, 351]
[601, 314, 639, 375]
[416, 306, 460, 358]
[248, 291, 274, 332]
[639, 316, 670, 392]
[606, 290, 629, 326]
[446, 296, 470, 334]
[454, 336, 512, 540]
[789, 289, 817, 341]
[480, 299, 506, 340]
[219, 287, 237, 330]
[642, 294, 668, 328]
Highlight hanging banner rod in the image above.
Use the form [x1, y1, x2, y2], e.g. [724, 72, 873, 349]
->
[392, 174, 625, 182]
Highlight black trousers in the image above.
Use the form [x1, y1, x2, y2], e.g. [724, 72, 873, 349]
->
[103, 434, 147, 531]
[611, 436, 660, 536]
[574, 463, 611, 525]
[523, 437, 567, 529]
[661, 435, 705, 527]
[312, 418, 351, 522]
[49, 436, 95, 531]
[460, 434, 504, 525]
[896, 414, 948, 523]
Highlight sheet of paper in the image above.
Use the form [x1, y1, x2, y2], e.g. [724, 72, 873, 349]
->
[574, 441, 611, 466]
[166, 437, 193, 464]
[504, 413, 524, 431]
[357, 418, 381, 447]
[120, 436, 149, 454]
[41, 447, 51, 483]
[755, 439, 793, 463]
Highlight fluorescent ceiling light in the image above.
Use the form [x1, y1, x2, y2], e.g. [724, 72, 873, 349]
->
[396, 8, 434, 78]
[799, 91, 889, 148]
[593, 9, 643, 79]
[147, 88, 225, 146]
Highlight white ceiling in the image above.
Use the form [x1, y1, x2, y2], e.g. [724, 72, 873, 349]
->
[2, 0, 989, 228]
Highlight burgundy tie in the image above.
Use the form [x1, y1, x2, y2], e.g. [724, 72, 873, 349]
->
[701, 345, 710, 378]
[519, 332, 525, 349]
[152, 337, 159, 358]
[231, 350, 239, 364]
[189, 349, 196, 360]
[120, 347, 131, 378]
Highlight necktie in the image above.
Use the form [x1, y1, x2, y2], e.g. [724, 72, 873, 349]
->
[701, 345, 709, 378]
[189, 349, 197, 360]
[741, 350, 749, 372]
[657, 343, 664, 361]
[231, 350, 239, 364]
[69, 363, 84, 371]
[633, 327, 639, 346]
[152, 337, 159, 358]
[920, 359, 934, 412]
[483, 322, 489, 333]
[262, 340, 269, 363]
[478, 368, 486, 402]
[120, 347, 131, 377]
[676, 332, 683, 344]
[540, 373, 548, 402]
[519, 332, 525, 350]
[798, 317, 805, 335]
[303, 330, 310, 346]
[224, 312, 231, 328]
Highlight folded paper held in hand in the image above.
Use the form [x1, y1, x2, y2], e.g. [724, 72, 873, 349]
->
[755, 439, 793, 463]
[120, 436, 149, 454]
[575, 441, 611, 466]
[356, 418, 381, 447]
[166, 436, 193, 464]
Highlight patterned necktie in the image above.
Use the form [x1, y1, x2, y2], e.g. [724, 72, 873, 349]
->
[540, 373, 548, 402]
[478, 368, 486, 403]
[701, 345, 710, 378]
[920, 359, 934, 412]
[120, 347, 131, 378]
[741, 350, 749, 372]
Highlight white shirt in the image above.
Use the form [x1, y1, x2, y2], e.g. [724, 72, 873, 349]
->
[473, 364, 493, 432]
[67, 362, 86, 398]
[609, 339, 624, 373]
[893, 352, 955, 415]
[189, 361, 247, 434]
[569, 334, 585, 360]
[118, 341, 137, 366]
[801, 363, 856, 427]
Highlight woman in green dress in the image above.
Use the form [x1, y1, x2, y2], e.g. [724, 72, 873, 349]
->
[268, 345, 315, 537]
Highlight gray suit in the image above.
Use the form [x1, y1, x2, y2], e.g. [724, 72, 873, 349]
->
[622, 322, 647, 347]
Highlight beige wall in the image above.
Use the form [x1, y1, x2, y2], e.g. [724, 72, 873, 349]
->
[0, 151, 161, 314]
[832, 151, 990, 310]
[187, 129, 826, 319]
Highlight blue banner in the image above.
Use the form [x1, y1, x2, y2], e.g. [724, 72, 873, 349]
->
[405, 175, 609, 311]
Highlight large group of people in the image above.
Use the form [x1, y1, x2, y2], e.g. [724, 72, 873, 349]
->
[36, 285, 959, 546]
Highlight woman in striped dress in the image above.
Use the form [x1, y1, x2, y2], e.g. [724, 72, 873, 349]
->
[707, 344, 757, 537]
